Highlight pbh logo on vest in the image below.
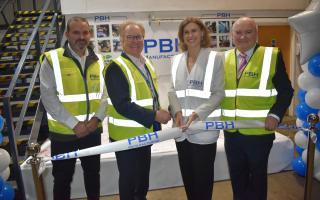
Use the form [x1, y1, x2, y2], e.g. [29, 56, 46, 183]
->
[90, 74, 100, 80]
[243, 71, 258, 78]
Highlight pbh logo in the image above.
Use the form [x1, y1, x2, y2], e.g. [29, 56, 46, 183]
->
[127, 132, 159, 145]
[205, 121, 235, 130]
[144, 38, 179, 53]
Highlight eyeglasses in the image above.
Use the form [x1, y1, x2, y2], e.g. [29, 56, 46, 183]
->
[126, 35, 144, 41]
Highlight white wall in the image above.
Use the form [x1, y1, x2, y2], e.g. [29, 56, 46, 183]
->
[61, 0, 309, 14]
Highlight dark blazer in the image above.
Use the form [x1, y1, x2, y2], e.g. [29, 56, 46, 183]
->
[104, 53, 160, 135]
[265, 46, 294, 121]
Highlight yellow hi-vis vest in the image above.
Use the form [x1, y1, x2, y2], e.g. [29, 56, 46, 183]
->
[171, 51, 221, 119]
[221, 46, 278, 135]
[41, 48, 105, 135]
[105, 56, 159, 140]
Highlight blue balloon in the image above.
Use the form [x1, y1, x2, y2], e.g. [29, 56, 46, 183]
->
[295, 102, 319, 121]
[292, 157, 306, 176]
[295, 145, 304, 156]
[0, 115, 4, 132]
[2, 183, 14, 200]
[0, 177, 3, 190]
[0, 133, 3, 145]
[308, 52, 320, 77]
[297, 89, 307, 103]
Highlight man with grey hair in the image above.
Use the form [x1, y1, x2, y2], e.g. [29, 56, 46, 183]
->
[104, 21, 171, 200]
[221, 17, 293, 200]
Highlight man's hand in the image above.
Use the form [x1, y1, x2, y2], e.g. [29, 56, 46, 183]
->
[86, 117, 99, 133]
[73, 122, 90, 138]
[181, 112, 198, 132]
[155, 109, 171, 124]
[265, 116, 279, 131]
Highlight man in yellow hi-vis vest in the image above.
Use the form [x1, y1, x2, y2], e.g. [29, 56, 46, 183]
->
[222, 17, 293, 200]
[40, 17, 107, 200]
[104, 21, 171, 200]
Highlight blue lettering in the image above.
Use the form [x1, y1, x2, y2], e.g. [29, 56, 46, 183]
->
[159, 39, 173, 53]
[144, 39, 157, 53]
[128, 137, 136, 145]
[205, 121, 214, 130]
[138, 134, 148, 143]
[94, 16, 109, 22]
[175, 38, 179, 52]
[225, 121, 235, 129]
[148, 131, 159, 140]
[215, 121, 224, 129]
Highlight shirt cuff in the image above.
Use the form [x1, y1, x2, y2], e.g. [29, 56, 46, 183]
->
[268, 113, 280, 122]
[66, 116, 79, 129]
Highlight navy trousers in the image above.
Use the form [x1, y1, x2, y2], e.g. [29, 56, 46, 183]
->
[51, 132, 101, 200]
[224, 131, 275, 200]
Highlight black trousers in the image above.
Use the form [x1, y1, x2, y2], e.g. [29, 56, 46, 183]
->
[176, 140, 217, 200]
[114, 145, 151, 200]
[51, 132, 101, 200]
[224, 131, 275, 200]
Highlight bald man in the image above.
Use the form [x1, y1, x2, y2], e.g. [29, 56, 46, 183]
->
[221, 17, 293, 200]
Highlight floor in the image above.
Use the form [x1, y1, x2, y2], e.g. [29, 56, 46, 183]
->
[76, 116, 320, 200]
[91, 171, 320, 200]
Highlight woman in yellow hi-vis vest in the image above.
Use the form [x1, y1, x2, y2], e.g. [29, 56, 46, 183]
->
[222, 17, 293, 200]
[40, 17, 107, 200]
[104, 21, 171, 200]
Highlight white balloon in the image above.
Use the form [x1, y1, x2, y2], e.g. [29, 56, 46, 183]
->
[301, 62, 309, 72]
[302, 149, 308, 163]
[305, 88, 320, 109]
[296, 118, 304, 127]
[314, 149, 320, 169]
[295, 130, 308, 149]
[0, 166, 10, 181]
[0, 148, 10, 172]
[297, 71, 320, 91]
[302, 147, 320, 168]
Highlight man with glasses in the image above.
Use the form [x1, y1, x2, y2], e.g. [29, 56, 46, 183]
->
[104, 21, 171, 200]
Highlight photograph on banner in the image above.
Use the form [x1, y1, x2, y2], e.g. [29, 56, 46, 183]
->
[219, 35, 230, 48]
[210, 36, 217, 48]
[96, 24, 110, 38]
[218, 21, 230, 33]
[113, 39, 122, 52]
[98, 40, 111, 53]
[112, 24, 120, 37]
[205, 21, 217, 33]
[89, 25, 95, 38]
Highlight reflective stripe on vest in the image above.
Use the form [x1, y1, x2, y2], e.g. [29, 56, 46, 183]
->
[182, 109, 222, 118]
[222, 109, 269, 118]
[50, 50, 105, 102]
[108, 56, 154, 128]
[47, 113, 95, 122]
[172, 51, 220, 117]
[224, 47, 277, 98]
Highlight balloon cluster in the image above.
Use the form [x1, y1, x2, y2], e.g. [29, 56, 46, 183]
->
[0, 115, 15, 200]
[293, 53, 320, 180]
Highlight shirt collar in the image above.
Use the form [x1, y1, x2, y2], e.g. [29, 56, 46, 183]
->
[236, 45, 255, 60]
[68, 43, 89, 62]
